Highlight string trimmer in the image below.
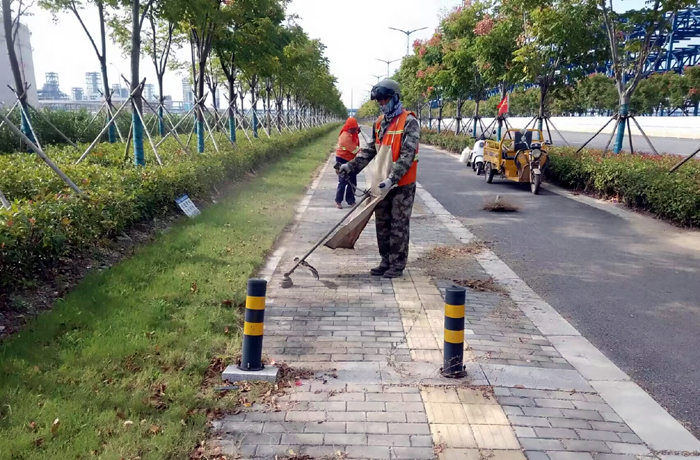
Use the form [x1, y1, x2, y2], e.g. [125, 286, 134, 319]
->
[280, 166, 371, 289]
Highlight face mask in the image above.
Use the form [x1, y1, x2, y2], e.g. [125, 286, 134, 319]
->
[380, 98, 396, 116]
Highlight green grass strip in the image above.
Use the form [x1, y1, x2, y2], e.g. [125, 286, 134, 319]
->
[0, 129, 338, 460]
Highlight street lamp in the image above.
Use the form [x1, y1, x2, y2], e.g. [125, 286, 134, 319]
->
[388, 27, 428, 56]
[108, 62, 123, 98]
[376, 58, 401, 78]
[371, 74, 383, 83]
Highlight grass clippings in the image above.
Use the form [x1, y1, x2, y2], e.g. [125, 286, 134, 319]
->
[278, 449, 347, 460]
[452, 277, 505, 293]
[488, 299, 523, 326]
[420, 242, 487, 261]
[482, 195, 520, 213]
[0, 131, 338, 460]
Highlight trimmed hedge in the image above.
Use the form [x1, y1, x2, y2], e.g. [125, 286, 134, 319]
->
[0, 108, 216, 154]
[420, 130, 700, 227]
[0, 125, 338, 289]
[421, 128, 475, 153]
[546, 148, 700, 227]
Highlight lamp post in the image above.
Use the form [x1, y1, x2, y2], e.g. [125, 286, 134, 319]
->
[376, 58, 401, 78]
[109, 62, 123, 99]
[388, 27, 428, 56]
[371, 74, 383, 83]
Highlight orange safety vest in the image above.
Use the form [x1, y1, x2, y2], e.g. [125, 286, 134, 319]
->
[374, 110, 418, 186]
[335, 131, 360, 162]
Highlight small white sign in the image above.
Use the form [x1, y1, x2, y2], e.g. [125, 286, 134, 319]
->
[176, 194, 201, 218]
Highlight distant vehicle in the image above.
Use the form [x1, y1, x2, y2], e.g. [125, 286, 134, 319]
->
[464, 140, 486, 175]
[482, 129, 549, 195]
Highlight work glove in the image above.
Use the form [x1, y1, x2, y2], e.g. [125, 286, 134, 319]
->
[337, 163, 353, 178]
[378, 178, 394, 190]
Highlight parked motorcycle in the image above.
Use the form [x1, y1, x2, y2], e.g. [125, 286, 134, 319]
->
[469, 140, 486, 175]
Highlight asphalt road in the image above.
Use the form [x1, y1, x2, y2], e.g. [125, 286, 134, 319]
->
[463, 122, 699, 156]
[414, 143, 700, 437]
[543, 130, 698, 157]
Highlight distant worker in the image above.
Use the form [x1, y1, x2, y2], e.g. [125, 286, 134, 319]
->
[334, 117, 361, 209]
[338, 79, 419, 278]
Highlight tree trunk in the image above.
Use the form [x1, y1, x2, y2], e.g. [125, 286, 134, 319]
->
[538, 83, 547, 133]
[250, 75, 258, 138]
[286, 94, 292, 130]
[211, 87, 218, 129]
[228, 78, 236, 143]
[266, 86, 272, 135]
[473, 100, 480, 138]
[130, 0, 145, 166]
[98, 2, 116, 143]
[239, 90, 246, 129]
[2, 0, 34, 147]
[455, 98, 462, 135]
[196, 52, 207, 153]
[265, 84, 271, 135]
[158, 75, 165, 137]
[613, 93, 630, 154]
[276, 100, 282, 131]
[437, 104, 443, 134]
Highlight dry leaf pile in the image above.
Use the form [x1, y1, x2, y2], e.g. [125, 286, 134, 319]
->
[452, 277, 505, 293]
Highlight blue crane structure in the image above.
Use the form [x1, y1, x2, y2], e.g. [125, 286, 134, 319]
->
[644, 8, 700, 74]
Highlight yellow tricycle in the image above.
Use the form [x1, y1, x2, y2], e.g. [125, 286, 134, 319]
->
[483, 129, 549, 195]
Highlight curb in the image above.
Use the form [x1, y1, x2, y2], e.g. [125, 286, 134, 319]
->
[415, 181, 700, 452]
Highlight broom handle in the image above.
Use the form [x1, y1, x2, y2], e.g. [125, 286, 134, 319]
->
[284, 190, 372, 276]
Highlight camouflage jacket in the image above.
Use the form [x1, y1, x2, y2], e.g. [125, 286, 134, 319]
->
[350, 113, 420, 185]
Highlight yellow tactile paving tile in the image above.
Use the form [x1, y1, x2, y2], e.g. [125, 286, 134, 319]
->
[421, 387, 460, 403]
[462, 404, 509, 425]
[424, 402, 469, 424]
[407, 337, 441, 350]
[439, 449, 526, 460]
[410, 349, 443, 361]
[406, 328, 437, 339]
[470, 424, 520, 449]
[456, 388, 498, 405]
[431, 424, 477, 448]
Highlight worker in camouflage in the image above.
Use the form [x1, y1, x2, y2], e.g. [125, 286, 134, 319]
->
[338, 79, 420, 278]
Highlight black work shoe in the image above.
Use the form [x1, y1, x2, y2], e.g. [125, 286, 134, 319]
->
[383, 268, 404, 279]
[370, 265, 389, 276]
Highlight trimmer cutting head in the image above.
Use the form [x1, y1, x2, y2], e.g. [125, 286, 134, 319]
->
[280, 274, 294, 289]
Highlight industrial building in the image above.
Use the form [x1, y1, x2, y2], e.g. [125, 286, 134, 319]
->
[182, 78, 194, 110]
[85, 72, 102, 100]
[0, 22, 39, 107]
[71, 87, 84, 101]
[38, 72, 68, 100]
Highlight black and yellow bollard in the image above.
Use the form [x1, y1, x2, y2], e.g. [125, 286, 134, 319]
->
[442, 286, 466, 378]
[239, 279, 267, 371]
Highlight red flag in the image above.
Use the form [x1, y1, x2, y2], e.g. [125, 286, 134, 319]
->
[497, 94, 509, 116]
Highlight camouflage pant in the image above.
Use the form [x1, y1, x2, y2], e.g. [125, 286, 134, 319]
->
[374, 183, 416, 271]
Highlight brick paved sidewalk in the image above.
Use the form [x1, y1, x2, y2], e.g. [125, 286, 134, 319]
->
[213, 156, 700, 460]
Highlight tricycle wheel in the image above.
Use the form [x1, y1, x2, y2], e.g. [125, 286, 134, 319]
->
[476, 162, 484, 176]
[531, 172, 541, 195]
[485, 163, 495, 183]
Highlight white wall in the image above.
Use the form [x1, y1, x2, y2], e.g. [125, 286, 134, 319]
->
[426, 116, 700, 140]
[0, 23, 39, 108]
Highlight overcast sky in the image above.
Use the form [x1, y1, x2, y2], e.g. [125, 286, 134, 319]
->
[21, 0, 651, 109]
